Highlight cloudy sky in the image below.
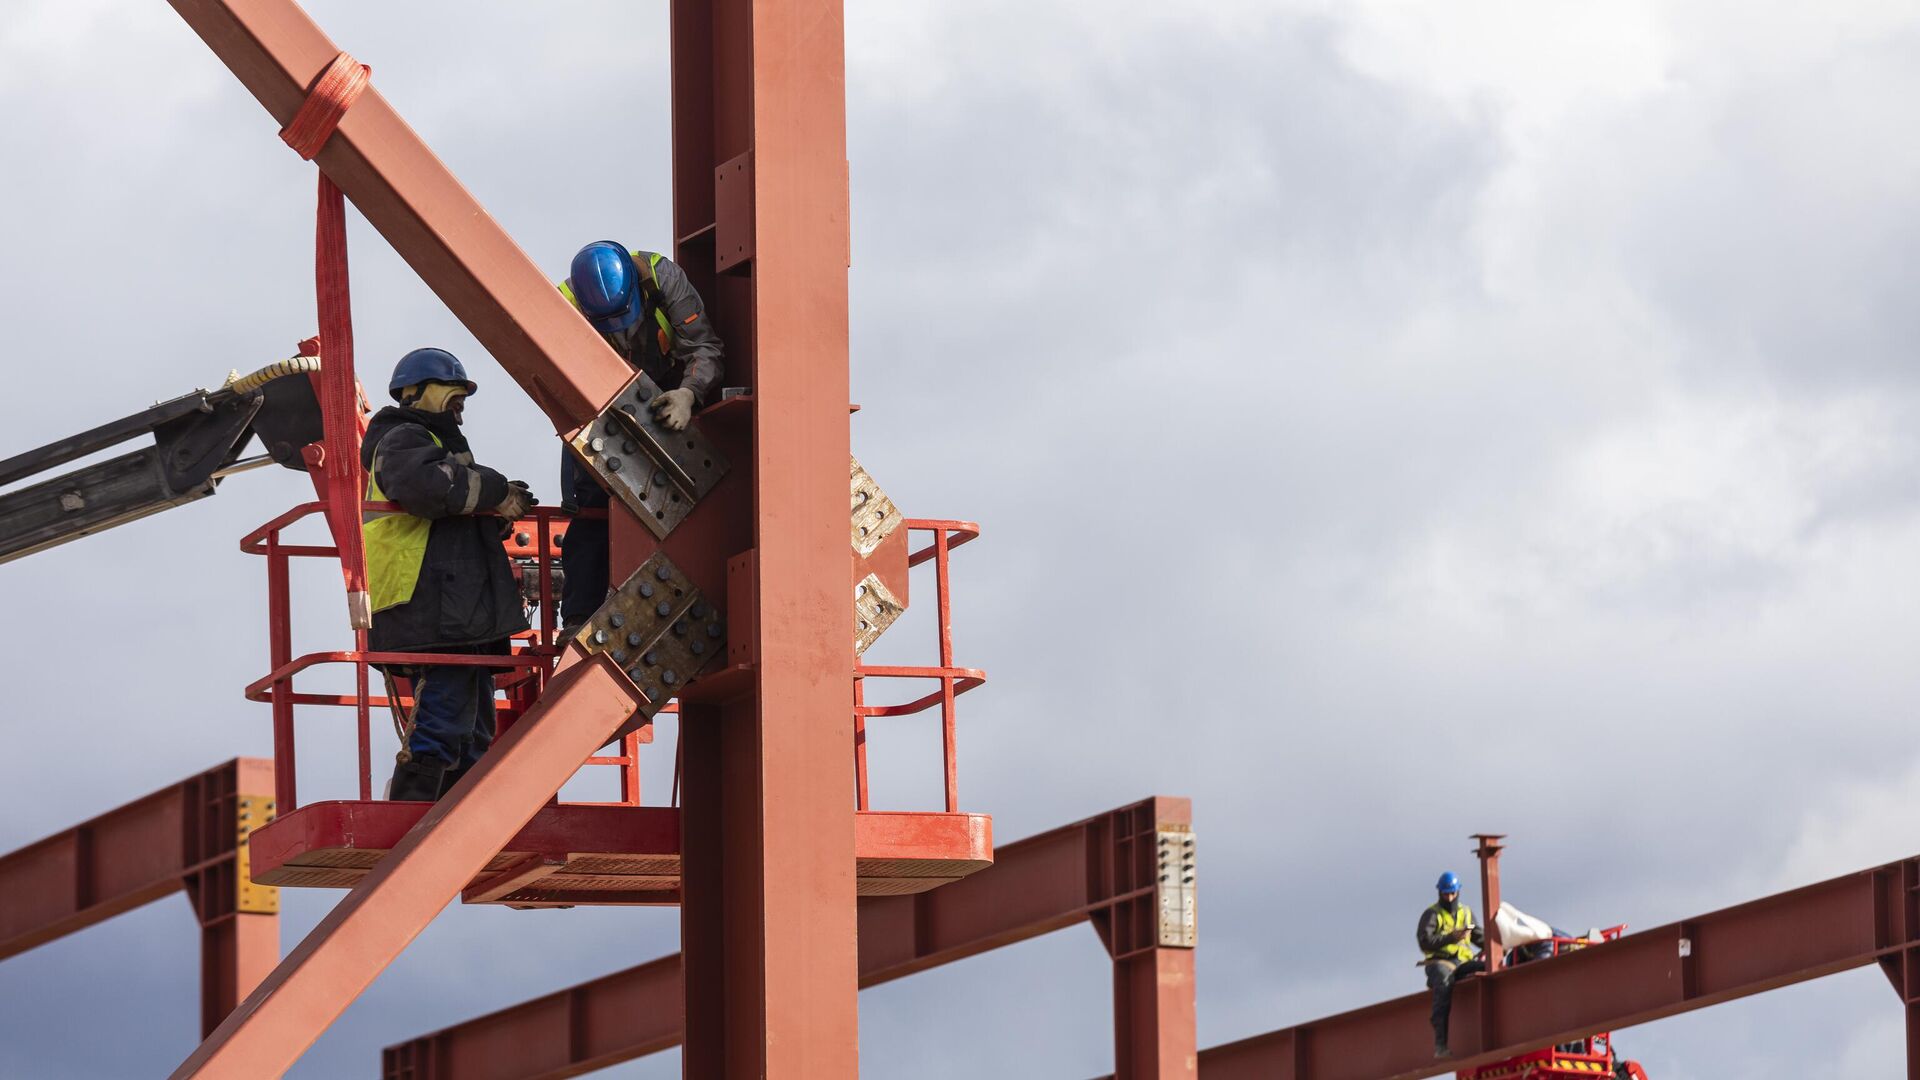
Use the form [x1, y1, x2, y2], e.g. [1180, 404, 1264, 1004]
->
[4, 1, 1920, 1076]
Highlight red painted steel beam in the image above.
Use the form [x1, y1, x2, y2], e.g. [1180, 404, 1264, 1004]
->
[383, 799, 1176, 1080]
[0, 758, 272, 961]
[670, 0, 859, 1077]
[169, 658, 642, 1080]
[0, 759, 280, 1039]
[164, 0, 633, 429]
[1192, 855, 1920, 1080]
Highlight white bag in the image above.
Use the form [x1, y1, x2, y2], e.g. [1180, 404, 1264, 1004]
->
[1494, 901, 1555, 948]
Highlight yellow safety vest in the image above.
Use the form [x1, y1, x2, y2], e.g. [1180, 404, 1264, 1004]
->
[362, 432, 440, 614]
[558, 250, 676, 355]
[1425, 902, 1476, 964]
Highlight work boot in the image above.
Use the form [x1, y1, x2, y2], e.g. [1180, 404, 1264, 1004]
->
[387, 758, 447, 802]
[1434, 1040, 1451, 1059]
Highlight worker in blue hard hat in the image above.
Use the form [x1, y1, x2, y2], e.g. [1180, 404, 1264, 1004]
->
[361, 348, 536, 801]
[555, 241, 726, 630]
[1418, 870, 1486, 1059]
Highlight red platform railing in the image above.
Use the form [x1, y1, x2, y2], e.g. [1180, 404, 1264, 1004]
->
[240, 505, 984, 816]
[854, 520, 984, 813]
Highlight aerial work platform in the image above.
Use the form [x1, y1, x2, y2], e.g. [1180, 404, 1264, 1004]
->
[250, 802, 992, 906]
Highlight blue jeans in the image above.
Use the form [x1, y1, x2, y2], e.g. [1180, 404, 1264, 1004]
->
[406, 661, 497, 769]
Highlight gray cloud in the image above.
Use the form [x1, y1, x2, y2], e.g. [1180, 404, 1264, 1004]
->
[4, 1, 1920, 1077]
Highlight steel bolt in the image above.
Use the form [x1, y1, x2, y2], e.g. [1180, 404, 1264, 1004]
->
[643, 651, 658, 665]
[639, 582, 655, 598]
[706, 623, 722, 639]
[627, 665, 646, 680]
[623, 439, 638, 454]
[628, 632, 644, 647]
[653, 470, 668, 486]
[610, 612, 626, 628]
[515, 531, 530, 545]
[672, 620, 688, 636]
[690, 640, 705, 655]
[612, 649, 628, 664]
[592, 629, 608, 645]
[590, 436, 605, 453]
[690, 602, 710, 619]
[662, 670, 678, 685]
[654, 565, 672, 581]
[656, 601, 672, 617]
[606, 456, 622, 472]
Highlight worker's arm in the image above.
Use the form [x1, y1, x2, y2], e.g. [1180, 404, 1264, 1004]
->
[653, 255, 725, 403]
[371, 424, 510, 520]
[1416, 909, 1446, 954]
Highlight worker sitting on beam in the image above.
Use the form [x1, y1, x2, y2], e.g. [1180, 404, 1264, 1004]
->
[1418, 870, 1485, 1059]
[555, 241, 726, 632]
[362, 348, 536, 801]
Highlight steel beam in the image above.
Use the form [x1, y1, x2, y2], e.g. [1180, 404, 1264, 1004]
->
[0, 759, 279, 1039]
[1192, 855, 1920, 1080]
[169, 658, 642, 1080]
[669, 0, 858, 1077]
[164, 0, 633, 429]
[383, 799, 1183, 1079]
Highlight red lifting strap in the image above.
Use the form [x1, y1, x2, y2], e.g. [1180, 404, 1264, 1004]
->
[284, 53, 375, 629]
[279, 52, 371, 159]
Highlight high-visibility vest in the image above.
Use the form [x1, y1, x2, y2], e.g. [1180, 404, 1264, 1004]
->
[1425, 902, 1476, 964]
[558, 250, 677, 357]
[362, 431, 440, 614]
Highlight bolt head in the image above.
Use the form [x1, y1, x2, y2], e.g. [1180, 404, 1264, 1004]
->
[662, 670, 678, 685]
[609, 612, 626, 628]
[656, 601, 672, 617]
[706, 623, 722, 639]
[605, 456, 622, 472]
[628, 632, 644, 647]
[639, 582, 655, 598]
[654, 565, 672, 581]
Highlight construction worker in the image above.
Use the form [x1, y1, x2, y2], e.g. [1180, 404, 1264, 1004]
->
[362, 348, 536, 801]
[1418, 870, 1486, 1058]
[555, 241, 725, 631]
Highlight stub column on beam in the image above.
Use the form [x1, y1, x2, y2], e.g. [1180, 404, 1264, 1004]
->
[169, 657, 643, 1080]
[183, 765, 281, 1037]
[166, 0, 633, 430]
[1092, 797, 1198, 1080]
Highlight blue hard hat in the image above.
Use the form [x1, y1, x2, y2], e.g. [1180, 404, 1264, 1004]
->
[388, 348, 477, 402]
[569, 241, 643, 334]
[1436, 871, 1462, 894]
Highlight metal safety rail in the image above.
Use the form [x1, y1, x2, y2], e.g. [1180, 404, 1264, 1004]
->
[241, 505, 984, 815]
[853, 519, 984, 813]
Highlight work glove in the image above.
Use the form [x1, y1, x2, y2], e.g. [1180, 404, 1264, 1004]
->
[649, 386, 697, 431]
[495, 480, 537, 521]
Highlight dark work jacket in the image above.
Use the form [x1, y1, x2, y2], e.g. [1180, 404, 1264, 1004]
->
[360, 406, 528, 652]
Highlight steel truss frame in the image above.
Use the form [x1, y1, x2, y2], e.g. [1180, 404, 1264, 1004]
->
[380, 797, 1199, 1080]
[150, 0, 865, 1075]
[0, 759, 279, 1037]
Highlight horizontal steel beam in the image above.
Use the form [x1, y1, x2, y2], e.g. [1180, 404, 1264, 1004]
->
[382, 798, 1172, 1079]
[1193, 856, 1920, 1080]
[165, 0, 634, 430]
[0, 759, 273, 961]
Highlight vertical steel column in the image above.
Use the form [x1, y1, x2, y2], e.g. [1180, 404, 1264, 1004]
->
[671, 0, 859, 1075]
[182, 760, 280, 1037]
[1473, 834, 1505, 973]
[1094, 797, 1198, 1080]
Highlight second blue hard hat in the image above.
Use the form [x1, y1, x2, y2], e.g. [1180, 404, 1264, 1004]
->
[389, 348, 477, 402]
[1436, 871, 1461, 893]
[570, 241, 643, 334]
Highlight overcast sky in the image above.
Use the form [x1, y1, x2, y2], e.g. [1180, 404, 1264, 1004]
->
[5, 1, 1920, 1076]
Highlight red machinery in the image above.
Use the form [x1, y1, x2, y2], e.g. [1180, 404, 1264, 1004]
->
[1458, 930, 1648, 1080]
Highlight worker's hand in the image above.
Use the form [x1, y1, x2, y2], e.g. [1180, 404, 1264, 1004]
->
[495, 481, 536, 520]
[1448, 929, 1469, 943]
[649, 387, 697, 431]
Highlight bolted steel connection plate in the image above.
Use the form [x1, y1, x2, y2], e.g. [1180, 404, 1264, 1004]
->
[569, 549, 725, 715]
[570, 373, 729, 539]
